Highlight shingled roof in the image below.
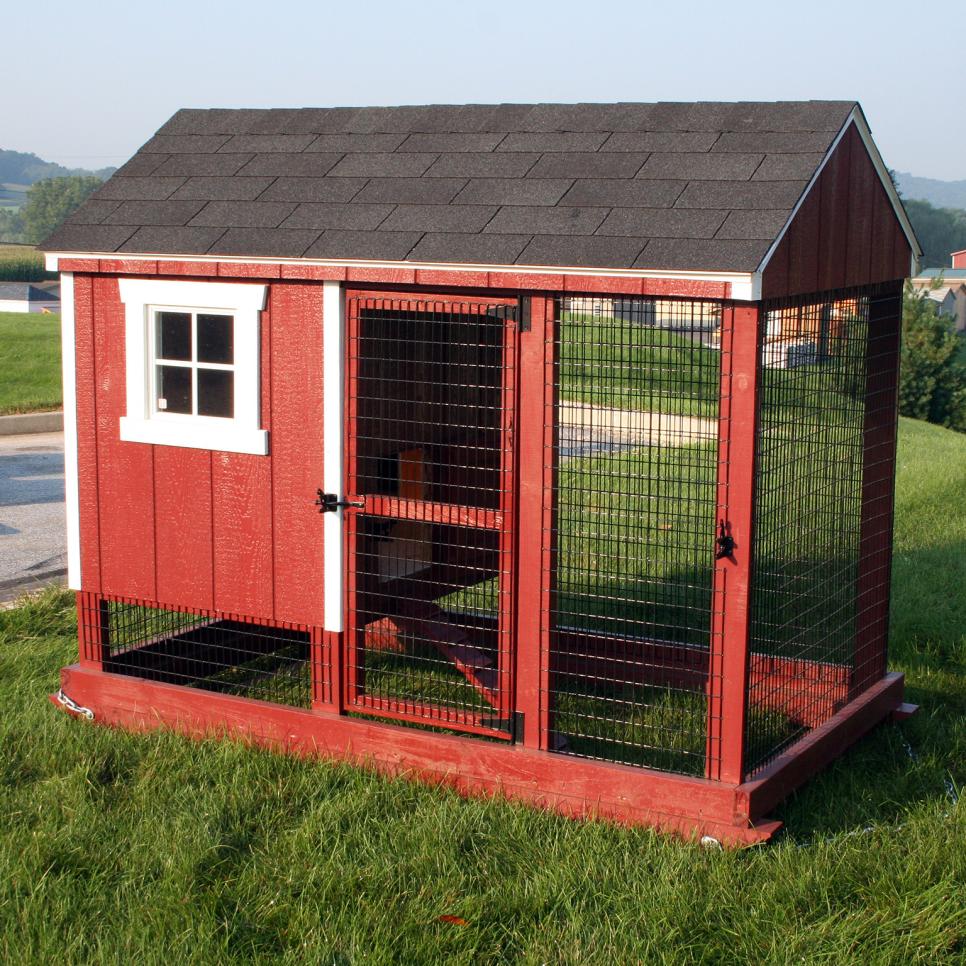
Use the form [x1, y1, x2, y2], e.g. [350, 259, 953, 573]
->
[43, 101, 861, 273]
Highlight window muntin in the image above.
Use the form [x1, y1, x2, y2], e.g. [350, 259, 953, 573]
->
[152, 308, 235, 418]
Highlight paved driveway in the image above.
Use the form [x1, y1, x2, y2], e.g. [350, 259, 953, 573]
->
[0, 432, 66, 601]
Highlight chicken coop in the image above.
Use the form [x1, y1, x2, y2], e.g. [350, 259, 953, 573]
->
[44, 100, 919, 844]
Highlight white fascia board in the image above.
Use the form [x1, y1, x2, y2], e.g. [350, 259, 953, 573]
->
[757, 107, 923, 279]
[59, 272, 82, 590]
[43, 252, 756, 296]
[322, 280, 344, 633]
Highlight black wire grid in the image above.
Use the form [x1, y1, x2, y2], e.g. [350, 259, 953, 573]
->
[344, 299, 515, 734]
[545, 296, 724, 775]
[82, 596, 312, 708]
[746, 293, 874, 773]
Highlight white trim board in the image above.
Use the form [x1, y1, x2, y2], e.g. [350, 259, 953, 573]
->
[322, 280, 345, 633]
[59, 272, 81, 590]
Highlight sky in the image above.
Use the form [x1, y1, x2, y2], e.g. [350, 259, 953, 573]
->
[3, 0, 960, 180]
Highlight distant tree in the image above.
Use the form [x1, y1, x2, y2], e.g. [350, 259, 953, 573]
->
[903, 198, 966, 268]
[899, 281, 966, 432]
[0, 207, 26, 243]
[20, 175, 101, 243]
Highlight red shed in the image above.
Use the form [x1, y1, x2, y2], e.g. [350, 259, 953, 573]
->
[43, 101, 920, 845]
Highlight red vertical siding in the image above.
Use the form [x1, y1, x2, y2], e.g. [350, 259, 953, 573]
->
[92, 275, 156, 600]
[77, 276, 325, 627]
[762, 122, 911, 298]
[154, 448, 214, 611]
[212, 291, 274, 617]
[270, 282, 325, 626]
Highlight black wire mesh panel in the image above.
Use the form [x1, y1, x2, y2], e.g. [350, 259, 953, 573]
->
[345, 297, 515, 737]
[546, 295, 723, 774]
[90, 597, 311, 708]
[746, 293, 871, 774]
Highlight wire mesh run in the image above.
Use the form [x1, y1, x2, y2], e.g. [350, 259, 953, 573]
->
[85, 596, 312, 709]
[746, 293, 872, 774]
[345, 297, 516, 737]
[546, 295, 723, 775]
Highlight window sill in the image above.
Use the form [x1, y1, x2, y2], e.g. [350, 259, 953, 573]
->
[119, 417, 269, 455]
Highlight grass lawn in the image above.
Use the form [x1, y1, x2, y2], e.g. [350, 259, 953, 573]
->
[0, 311, 62, 414]
[0, 417, 963, 963]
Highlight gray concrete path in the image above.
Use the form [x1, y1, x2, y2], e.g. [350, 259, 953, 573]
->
[0, 432, 66, 601]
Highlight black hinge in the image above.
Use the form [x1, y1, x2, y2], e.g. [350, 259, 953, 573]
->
[715, 520, 736, 561]
[315, 489, 364, 514]
[519, 296, 531, 332]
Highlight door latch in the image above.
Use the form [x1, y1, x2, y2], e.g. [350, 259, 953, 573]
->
[315, 490, 365, 514]
[715, 521, 736, 561]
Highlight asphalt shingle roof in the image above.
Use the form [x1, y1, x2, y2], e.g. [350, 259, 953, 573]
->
[43, 101, 858, 272]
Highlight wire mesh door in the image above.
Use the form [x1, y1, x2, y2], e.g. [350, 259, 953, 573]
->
[343, 293, 518, 738]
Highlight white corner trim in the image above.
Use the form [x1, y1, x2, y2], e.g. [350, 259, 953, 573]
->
[45, 253, 60, 272]
[60, 272, 81, 590]
[757, 107, 923, 279]
[322, 280, 344, 633]
[117, 277, 269, 455]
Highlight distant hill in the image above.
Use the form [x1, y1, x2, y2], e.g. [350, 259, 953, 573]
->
[0, 148, 115, 187]
[895, 171, 966, 211]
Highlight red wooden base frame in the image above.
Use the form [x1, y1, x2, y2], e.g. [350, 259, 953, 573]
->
[52, 665, 907, 847]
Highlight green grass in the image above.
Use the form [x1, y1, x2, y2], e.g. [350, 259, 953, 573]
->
[0, 418, 963, 963]
[0, 311, 62, 414]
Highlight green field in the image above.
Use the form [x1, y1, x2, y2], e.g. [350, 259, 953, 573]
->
[0, 312, 61, 415]
[0, 417, 963, 962]
[0, 243, 53, 282]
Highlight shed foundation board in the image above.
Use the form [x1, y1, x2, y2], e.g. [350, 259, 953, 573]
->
[52, 663, 907, 846]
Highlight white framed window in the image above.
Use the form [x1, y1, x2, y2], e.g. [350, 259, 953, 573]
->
[118, 279, 268, 454]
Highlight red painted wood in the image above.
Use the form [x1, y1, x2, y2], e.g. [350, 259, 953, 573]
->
[736, 672, 906, 821]
[487, 271, 557, 291]
[343, 294, 362, 709]
[953, 250, 966, 269]
[853, 286, 902, 696]
[56, 663, 783, 845]
[212, 292, 273, 616]
[361, 495, 501, 530]
[563, 274, 643, 296]
[270, 282, 325, 626]
[73, 274, 101, 591]
[844, 127, 874, 289]
[515, 296, 552, 750]
[59, 258, 99, 272]
[280, 263, 346, 280]
[218, 261, 282, 279]
[92, 276, 157, 600]
[640, 277, 730, 299]
[76, 591, 108, 668]
[786, 183, 820, 296]
[346, 267, 417, 284]
[98, 259, 158, 275]
[157, 260, 219, 277]
[415, 269, 489, 288]
[153, 448, 214, 612]
[762, 122, 913, 298]
[706, 304, 760, 784]
[313, 629, 343, 711]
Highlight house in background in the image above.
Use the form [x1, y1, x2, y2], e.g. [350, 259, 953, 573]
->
[910, 257, 966, 333]
[0, 281, 61, 313]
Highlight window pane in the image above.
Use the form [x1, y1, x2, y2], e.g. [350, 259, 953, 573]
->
[198, 313, 234, 364]
[198, 368, 234, 418]
[157, 365, 192, 414]
[158, 312, 191, 361]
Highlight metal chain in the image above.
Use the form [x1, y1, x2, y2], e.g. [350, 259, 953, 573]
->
[55, 688, 95, 720]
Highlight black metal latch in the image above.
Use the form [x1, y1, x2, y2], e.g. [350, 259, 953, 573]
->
[315, 490, 364, 514]
[715, 521, 736, 561]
